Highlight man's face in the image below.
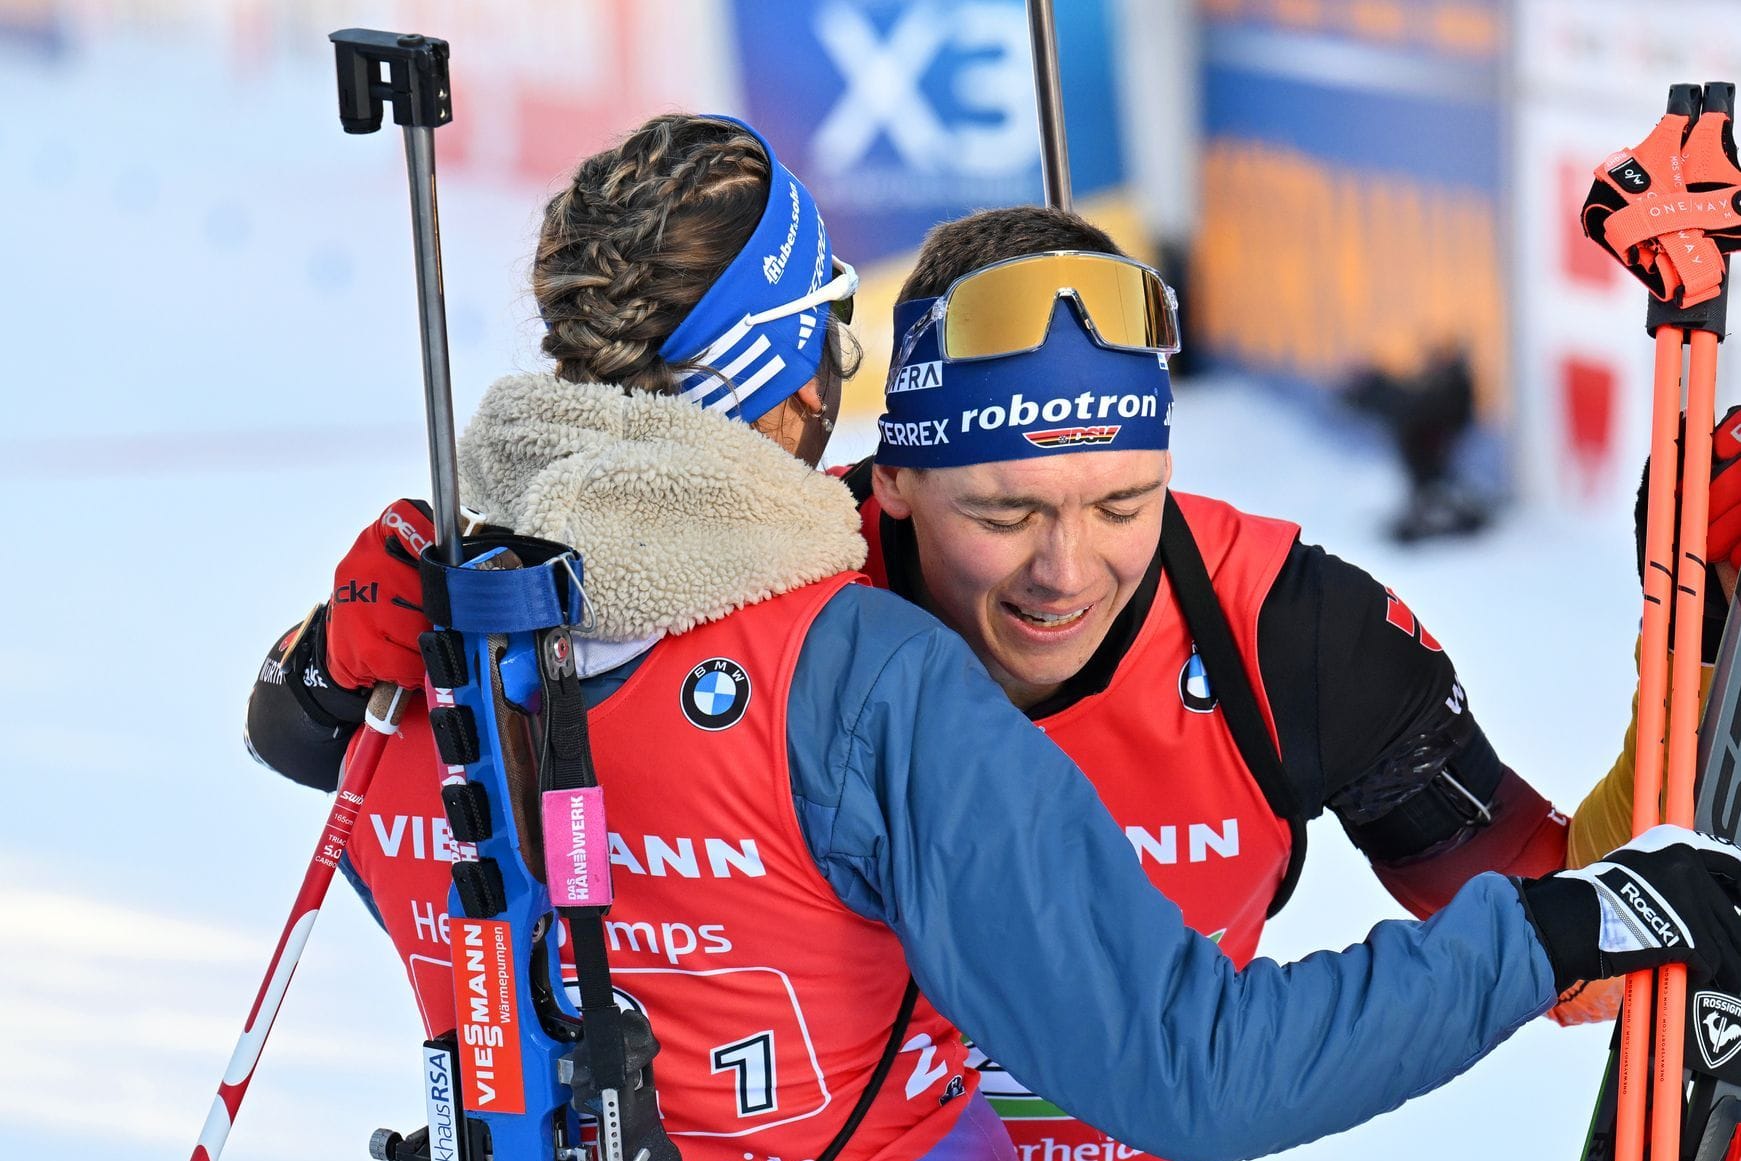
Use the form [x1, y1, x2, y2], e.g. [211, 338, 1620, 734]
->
[872, 449, 1170, 708]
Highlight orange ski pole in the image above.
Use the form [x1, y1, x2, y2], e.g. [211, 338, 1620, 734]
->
[1653, 326, 1720, 1161]
[1617, 319, 1690, 1161]
[1586, 77, 1736, 1161]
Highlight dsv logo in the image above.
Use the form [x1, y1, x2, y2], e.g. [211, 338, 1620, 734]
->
[811, 2, 1037, 177]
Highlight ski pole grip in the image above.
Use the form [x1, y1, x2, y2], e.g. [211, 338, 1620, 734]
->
[1704, 82, 1735, 119]
[329, 29, 452, 134]
[1647, 80, 1733, 338]
[1648, 276, 1731, 337]
[365, 682, 410, 735]
[1668, 82, 1705, 119]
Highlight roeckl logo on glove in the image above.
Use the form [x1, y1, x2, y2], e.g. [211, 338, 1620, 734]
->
[1595, 865, 1688, 948]
[333, 580, 379, 604]
[1619, 880, 1682, 946]
[382, 508, 433, 556]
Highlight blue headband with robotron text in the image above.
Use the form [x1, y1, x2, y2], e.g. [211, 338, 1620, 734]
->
[657, 115, 834, 424]
[875, 295, 1173, 469]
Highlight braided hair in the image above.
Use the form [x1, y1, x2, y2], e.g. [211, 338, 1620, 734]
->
[534, 113, 856, 400]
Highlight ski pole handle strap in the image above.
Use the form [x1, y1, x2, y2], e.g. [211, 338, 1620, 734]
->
[1583, 82, 1741, 310]
[420, 534, 587, 633]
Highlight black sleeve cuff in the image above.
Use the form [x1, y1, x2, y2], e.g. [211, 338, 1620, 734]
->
[283, 604, 369, 728]
[1515, 873, 1601, 994]
[243, 609, 364, 794]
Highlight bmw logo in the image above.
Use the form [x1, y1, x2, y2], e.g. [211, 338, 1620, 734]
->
[681, 657, 751, 731]
[1178, 649, 1216, 714]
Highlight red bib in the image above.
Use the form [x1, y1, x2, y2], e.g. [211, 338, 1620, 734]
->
[346, 574, 979, 1161]
[859, 489, 1298, 1160]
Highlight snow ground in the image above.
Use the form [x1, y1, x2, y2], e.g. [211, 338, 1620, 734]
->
[0, 26, 1660, 1161]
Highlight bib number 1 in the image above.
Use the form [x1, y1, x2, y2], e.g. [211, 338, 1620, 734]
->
[712, 1030, 779, 1117]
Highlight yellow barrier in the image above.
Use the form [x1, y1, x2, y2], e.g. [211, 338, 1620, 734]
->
[1192, 138, 1507, 418]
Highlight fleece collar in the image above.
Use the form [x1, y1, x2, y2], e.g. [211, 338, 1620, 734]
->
[456, 373, 866, 643]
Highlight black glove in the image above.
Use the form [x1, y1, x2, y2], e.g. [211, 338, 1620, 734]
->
[1519, 825, 1741, 993]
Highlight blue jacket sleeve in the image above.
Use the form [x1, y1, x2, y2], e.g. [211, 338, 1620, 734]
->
[787, 585, 1558, 1161]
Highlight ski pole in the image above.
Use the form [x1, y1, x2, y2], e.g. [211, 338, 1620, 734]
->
[1025, 0, 1070, 211]
[1616, 302, 1690, 1161]
[1615, 80, 1736, 1161]
[1656, 90, 1734, 1145]
[1655, 319, 1721, 1161]
[192, 683, 409, 1161]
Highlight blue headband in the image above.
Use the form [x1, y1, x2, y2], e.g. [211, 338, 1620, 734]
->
[657, 115, 834, 424]
[875, 295, 1174, 469]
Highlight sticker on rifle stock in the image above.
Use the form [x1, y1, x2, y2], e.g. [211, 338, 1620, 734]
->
[421, 1040, 464, 1157]
[452, 918, 526, 1114]
[543, 786, 612, 907]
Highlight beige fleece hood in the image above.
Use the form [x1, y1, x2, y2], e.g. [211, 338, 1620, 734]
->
[456, 372, 866, 643]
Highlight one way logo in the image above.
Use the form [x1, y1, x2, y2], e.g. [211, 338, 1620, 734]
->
[1696, 991, 1741, 1071]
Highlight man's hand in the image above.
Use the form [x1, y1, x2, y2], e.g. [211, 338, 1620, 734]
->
[1519, 825, 1741, 994]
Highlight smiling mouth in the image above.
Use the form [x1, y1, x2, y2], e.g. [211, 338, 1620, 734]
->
[1005, 602, 1090, 628]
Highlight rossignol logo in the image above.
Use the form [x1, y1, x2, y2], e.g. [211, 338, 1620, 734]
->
[1023, 425, 1121, 449]
[1696, 991, 1741, 1070]
[888, 360, 943, 394]
[682, 657, 751, 730]
[762, 180, 802, 283]
[382, 507, 432, 556]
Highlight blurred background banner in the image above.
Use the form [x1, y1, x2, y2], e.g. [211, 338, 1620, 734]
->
[729, 0, 1137, 416]
[1511, 0, 1741, 508]
[728, 0, 1126, 263]
[1194, 0, 1509, 422]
